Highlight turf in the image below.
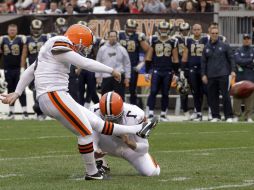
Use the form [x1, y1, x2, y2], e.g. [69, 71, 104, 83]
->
[0, 120, 254, 190]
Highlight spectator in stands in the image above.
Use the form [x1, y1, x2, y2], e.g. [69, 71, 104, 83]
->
[0, 24, 28, 119]
[233, 34, 254, 123]
[29, 0, 46, 13]
[93, 0, 117, 13]
[15, 0, 33, 10]
[129, 0, 144, 13]
[114, 0, 130, 12]
[3, 0, 16, 13]
[166, 0, 182, 13]
[96, 30, 131, 100]
[182, 0, 196, 13]
[143, 0, 166, 13]
[64, 2, 78, 14]
[44, 1, 62, 14]
[79, 0, 94, 13]
[201, 27, 235, 122]
[196, 0, 213, 12]
[70, 0, 81, 12]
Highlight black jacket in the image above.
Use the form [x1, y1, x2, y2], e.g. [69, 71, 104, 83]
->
[201, 39, 235, 78]
[234, 45, 254, 82]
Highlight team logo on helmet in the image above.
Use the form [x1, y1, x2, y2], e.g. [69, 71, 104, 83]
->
[125, 19, 137, 36]
[30, 19, 43, 37]
[179, 22, 190, 31]
[176, 78, 190, 95]
[55, 17, 68, 34]
[158, 21, 171, 37]
[77, 21, 88, 26]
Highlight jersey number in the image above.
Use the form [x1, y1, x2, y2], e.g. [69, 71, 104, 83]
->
[3, 44, 20, 56]
[126, 111, 137, 118]
[191, 44, 204, 56]
[155, 43, 172, 57]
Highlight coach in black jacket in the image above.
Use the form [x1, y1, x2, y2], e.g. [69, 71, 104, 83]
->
[201, 27, 235, 122]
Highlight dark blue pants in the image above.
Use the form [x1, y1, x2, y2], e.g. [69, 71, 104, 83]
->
[207, 75, 233, 119]
[78, 70, 99, 106]
[4, 69, 27, 107]
[129, 69, 138, 105]
[147, 70, 173, 112]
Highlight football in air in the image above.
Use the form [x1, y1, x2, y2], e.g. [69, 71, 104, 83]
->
[230, 80, 254, 99]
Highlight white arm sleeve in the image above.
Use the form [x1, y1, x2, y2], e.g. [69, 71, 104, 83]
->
[54, 51, 113, 74]
[15, 63, 35, 96]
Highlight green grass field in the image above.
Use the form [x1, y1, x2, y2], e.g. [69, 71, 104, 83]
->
[0, 120, 254, 190]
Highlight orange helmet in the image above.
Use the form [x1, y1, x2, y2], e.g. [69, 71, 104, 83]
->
[64, 24, 93, 53]
[99, 92, 123, 122]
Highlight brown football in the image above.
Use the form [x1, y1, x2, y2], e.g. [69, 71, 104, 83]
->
[230, 81, 254, 99]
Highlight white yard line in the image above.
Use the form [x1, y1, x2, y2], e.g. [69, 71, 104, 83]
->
[157, 146, 254, 153]
[190, 182, 254, 190]
[0, 136, 73, 141]
[0, 154, 77, 161]
[0, 174, 23, 178]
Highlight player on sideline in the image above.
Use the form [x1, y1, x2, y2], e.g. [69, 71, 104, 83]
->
[90, 91, 160, 176]
[1, 24, 158, 180]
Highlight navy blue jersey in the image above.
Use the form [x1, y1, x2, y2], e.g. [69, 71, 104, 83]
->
[185, 36, 209, 69]
[150, 35, 178, 71]
[0, 35, 26, 70]
[119, 31, 146, 66]
[26, 34, 49, 65]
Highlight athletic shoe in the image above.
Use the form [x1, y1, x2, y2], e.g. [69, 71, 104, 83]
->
[137, 117, 158, 138]
[7, 112, 14, 120]
[210, 118, 220, 122]
[22, 112, 29, 120]
[190, 112, 197, 120]
[226, 118, 233, 123]
[247, 118, 253, 123]
[160, 115, 169, 122]
[193, 114, 202, 121]
[85, 171, 109, 180]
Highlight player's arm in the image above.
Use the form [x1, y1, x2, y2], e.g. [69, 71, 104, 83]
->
[234, 49, 252, 67]
[51, 42, 121, 81]
[145, 46, 153, 73]
[172, 39, 180, 74]
[139, 32, 150, 53]
[20, 35, 27, 71]
[1, 63, 35, 104]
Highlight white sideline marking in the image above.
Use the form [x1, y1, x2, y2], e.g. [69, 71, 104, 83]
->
[157, 146, 254, 153]
[0, 154, 77, 161]
[0, 136, 73, 141]
[157, 131, 249, 135]
[172, 177, 190, 181]
[0, 174, 23, 178]
[190, 182, 254, 190]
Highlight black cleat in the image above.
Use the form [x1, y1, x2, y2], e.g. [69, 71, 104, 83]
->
[85, 171, 110, 180]
[137, 117, 158, 138]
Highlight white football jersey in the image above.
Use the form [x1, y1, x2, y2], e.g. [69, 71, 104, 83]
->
[34, 36, 73, 98]
[90, 103, 149, 155]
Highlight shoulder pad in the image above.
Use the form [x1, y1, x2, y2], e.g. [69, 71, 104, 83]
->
[51, 37, 74, 55]
[137, 32, 146, 41]
[19, 35, 27, 44]
[0, 36, 3, 45]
